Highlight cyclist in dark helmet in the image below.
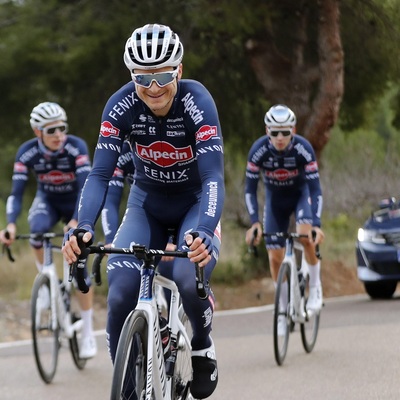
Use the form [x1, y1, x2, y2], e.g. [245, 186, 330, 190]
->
[62, 23, 224, 399]
[245, 104, 324, 336]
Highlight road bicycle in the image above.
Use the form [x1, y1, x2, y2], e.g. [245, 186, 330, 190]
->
[263, 232, 322, 366]
[73, 238, 207, 400]
[5, 232, 87, 383]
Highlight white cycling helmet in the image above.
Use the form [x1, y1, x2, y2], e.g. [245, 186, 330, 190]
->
[30, 102, 67, 129]
[264, 104, 296, 128]
[123, 23, 184, 71]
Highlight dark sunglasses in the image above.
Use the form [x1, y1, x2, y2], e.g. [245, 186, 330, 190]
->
[269, 129, 292, 137]
[131, 69, 178, 89]
[41, 123, 68, 135]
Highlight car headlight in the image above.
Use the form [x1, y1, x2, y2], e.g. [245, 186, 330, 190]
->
[357, 228, 386, 244]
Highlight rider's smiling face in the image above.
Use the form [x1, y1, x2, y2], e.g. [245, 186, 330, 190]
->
[133, 64, 183, 117]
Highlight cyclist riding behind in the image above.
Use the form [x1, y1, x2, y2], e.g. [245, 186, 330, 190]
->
[244, 104, 324, 334]
[62, 23, 224, 399]
[0, 102, 97, 359]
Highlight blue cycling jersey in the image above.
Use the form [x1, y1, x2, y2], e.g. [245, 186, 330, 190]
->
[78, 79, 225, 238]
[6, 135, 91, 224]
[245, 134, 323, 227]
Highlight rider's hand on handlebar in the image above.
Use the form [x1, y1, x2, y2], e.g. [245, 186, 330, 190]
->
[62, 226, 94, 264]
[0, 223, 17, 246]
[185, 231, 213, 268]
[245, 222, 262, 246]
[310, 226, 324, 245]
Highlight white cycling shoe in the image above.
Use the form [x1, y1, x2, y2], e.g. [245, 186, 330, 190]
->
[307, 285, 323, 311]
[79, 336, 98, 359]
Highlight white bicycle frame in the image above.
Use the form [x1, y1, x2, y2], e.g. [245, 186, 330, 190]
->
[134, 267, 191, 400]
[285, 238, 312, 324]
[40, 243, 83, 339]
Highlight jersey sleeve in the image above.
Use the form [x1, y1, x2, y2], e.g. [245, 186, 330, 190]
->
[72, 138, 92, 220]
[6, 144, 31, 224]
[190, 85, 225, 237]
[77, 111, 130, 232]
[303, 144, 323, 227]
[244, 139, 263, 225]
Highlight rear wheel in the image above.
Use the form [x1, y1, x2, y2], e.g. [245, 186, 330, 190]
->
[273, 262, 291, 366]
[300, 277, 320, 353]
[31, 273, 59, 384]
[111, 310, 148, 400]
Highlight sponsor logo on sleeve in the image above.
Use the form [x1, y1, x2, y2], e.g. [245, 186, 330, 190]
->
[100, 121, 120, 138]
[247, 161, 259, 173]
[305, 161, 318, 172]
[75, 155, 90, 166]
[196, 125, 217, 142]
[14, 162, 28, 173]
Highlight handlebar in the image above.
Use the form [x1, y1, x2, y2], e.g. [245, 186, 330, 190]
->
[2, 232, 64, 263]
[72, 234, 209, 299]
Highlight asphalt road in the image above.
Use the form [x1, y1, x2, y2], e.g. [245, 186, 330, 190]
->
[1, 294, 400, 399]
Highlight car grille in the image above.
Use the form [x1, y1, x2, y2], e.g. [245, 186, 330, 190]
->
[383, 232, 400, 246]
[370, 261, 400, 275]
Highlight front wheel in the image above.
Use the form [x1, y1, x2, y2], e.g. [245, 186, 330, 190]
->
[31, 273, 59, 384]
[300, 278, 321, 353]
[110, 310, 149, 400]
[69, 312, 87, 370]
[172, 307, 193, 399]
[273, 262, 291, 366]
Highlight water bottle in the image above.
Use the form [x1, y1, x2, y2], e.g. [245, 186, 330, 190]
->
[159, 316, 171, 361]
[165, 335, 177, 377]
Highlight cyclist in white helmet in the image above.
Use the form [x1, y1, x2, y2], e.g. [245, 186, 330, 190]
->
[0, 101, 97, 359]
[244, 104, 324, 335]
[62, 23, 224, 399]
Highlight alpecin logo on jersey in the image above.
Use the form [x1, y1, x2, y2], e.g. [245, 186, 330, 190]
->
[38, 171, 75, 185]
[196, 125, 217, 141]
[100, 121, 120, 138]
[265, 169, 298, 181]
[136, 141, 194, 167]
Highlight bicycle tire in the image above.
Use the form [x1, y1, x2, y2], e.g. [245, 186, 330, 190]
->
[110, 310, 149, 400]
[31, 273, 60, 383]
[68, 312, 87, 370]
[273, 262, 291, 366]
[172, 308, 193, 400]
[300, 278, 321, 353]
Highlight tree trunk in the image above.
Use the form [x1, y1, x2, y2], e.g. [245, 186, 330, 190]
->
[245, 0, 344, 160]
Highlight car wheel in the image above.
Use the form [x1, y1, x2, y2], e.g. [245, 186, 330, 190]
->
[364, 281, 398, 299]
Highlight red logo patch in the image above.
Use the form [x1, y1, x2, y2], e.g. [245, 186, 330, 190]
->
[76, 155, 89, 166]
[196, 125, 217, 141]
[112, 167, 124, 178]
[14, 162, 27, 173]
[38, 171, 75, 185]
[100, 121, 120, 138]
[136, 141, 194, 167]
[305, 161, 318, 172]
[265, 169, 298, 181]
[247, 162, 259, 173]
